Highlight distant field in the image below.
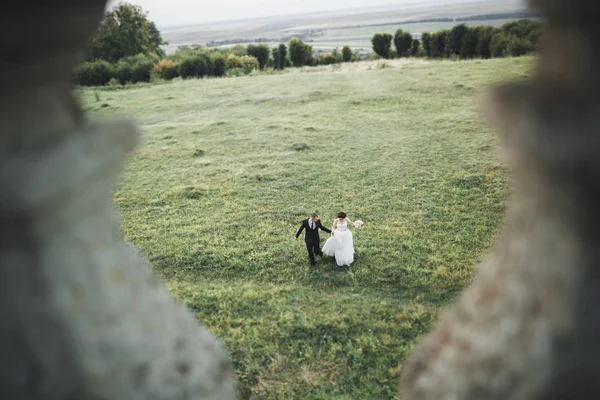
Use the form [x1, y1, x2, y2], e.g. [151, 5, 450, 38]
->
[161, 0, 526, 53]
[79, 56, 534, 398]
[309, 18, 529, 52]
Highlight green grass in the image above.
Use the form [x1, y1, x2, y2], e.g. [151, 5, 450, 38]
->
[79, 56, 534, 399]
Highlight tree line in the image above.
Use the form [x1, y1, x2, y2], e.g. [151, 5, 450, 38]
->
[74, 2, 544, 87]
[371, 19, 543, 59]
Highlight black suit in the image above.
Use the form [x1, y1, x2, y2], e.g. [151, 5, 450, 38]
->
[296, 219, 331, 266]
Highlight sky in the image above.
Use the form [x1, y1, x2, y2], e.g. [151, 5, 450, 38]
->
[107, 0, 450, 28]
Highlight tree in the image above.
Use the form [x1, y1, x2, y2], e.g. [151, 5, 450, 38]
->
[178, 53, 214, 78]
[272, 47, 281, 69]
[90, 2, 163, 63]
[448, 23, 469, 56]
[410, 39, 420, 57]
[429, 32, 447, 58]
[506, 35, 533, 56]
[148, 21, 164, 54]
[229, 45, 247, 57]
[460, 27, 480, 59]
[421, 32, 432, 57]
[394, 29, 413, 57]
[272, 43, 288, 69]
[289, 38, 312, 67]
[371, 33, 393, 58]
[247, 44, 270, 70]
[490, 32, 509, 57]
[476, 27, 496, 59]
[342, 45, 353, 62]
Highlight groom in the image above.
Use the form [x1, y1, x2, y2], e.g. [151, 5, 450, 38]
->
[295, 213, 331, 268]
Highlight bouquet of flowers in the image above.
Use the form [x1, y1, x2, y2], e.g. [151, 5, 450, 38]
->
[354, 220, 364, 230]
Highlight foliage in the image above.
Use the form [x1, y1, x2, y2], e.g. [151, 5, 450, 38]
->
[230, 45, 248, 57]
[320, 53, 336, 65]
[272, 45, 291, 70]
[247, 44, 271, 70]
[421, 32, 432, 57]
[211, 53, 227, 77]
[429, 31, 448, 58]
[448, 24, 469, 56]
[490, 32, 509, 58]
[114, 53, 157, 84]
[178, 53, 214, 78]
[342, 46, 354, 62]
[394, 29, 413, 57]
[225, 54, 243, 71]
[460, 27, 480, 59]
[371, 33, 393, 59]
[153, 59, 179, 80]
[476, 27, 497, 59]
[289, 38, 313, 67]
[239, 56, 260, 74]
[277, 43, 288, 69]
[410, 39, 421, 57]
[506, 35, 533, 57]
[73, 60, 116, 86]
[90, 2, 163, 63]
[75, 18, 544, 86]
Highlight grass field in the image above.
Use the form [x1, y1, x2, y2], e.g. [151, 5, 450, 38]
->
[79, 56, 533, 399]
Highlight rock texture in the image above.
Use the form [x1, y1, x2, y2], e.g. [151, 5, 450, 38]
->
[0, 1, 236, 399]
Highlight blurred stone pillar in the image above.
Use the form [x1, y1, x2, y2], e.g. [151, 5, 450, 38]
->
[0, 1, 235, 398]
[401, 0, 600, 398]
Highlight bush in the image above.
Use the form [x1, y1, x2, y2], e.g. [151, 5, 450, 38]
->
[108, 77, 121, 87]
[410, 39, 420, 57]
[448, 24, 469, 56]
[73, 60, 116, 86]
[229, 45, 248, 57]
[153, 59, 179, 80]
[371, 33, 393, 58]
[178, 53, 214, 78]
[342, 46, 353, 62]
[506, 35, 533, 56]
[247, 44, 271, 70]
[272, 43, 289, 70]
[429, 31, 447, 58]
[115, 54, 156, 84]
[239, 56, 260, 74]
[289, 38, 312, 67]
[460, 28, 479, 59]
[211, 53, 226, 77]
[490, 32, 509, 57]
[320, 53, 336, 65]
[225, 54, 243, 71]
[131, 58, 155, 83]
[476, 28, 497, 59]
[394, 29, 413, 57]
[421, 32, 432, 57]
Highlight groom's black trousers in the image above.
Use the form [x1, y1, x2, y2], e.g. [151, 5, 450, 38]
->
[306, 239, 322, 265]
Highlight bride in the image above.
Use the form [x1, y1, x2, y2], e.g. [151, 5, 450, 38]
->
[322, 212, 359, 266]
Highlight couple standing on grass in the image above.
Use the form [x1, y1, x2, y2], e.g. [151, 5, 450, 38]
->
[295, 212, 363, 269]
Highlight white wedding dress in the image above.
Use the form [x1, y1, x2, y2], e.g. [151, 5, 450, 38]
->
[322, 221, 354, 266]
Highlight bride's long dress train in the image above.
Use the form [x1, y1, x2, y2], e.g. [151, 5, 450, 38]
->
[322, 222, 354, 266]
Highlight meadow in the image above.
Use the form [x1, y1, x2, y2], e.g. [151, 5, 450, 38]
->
[79, 56, 533, 399]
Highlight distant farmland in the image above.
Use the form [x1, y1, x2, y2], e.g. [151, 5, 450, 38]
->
[160, 0, 535, 54]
